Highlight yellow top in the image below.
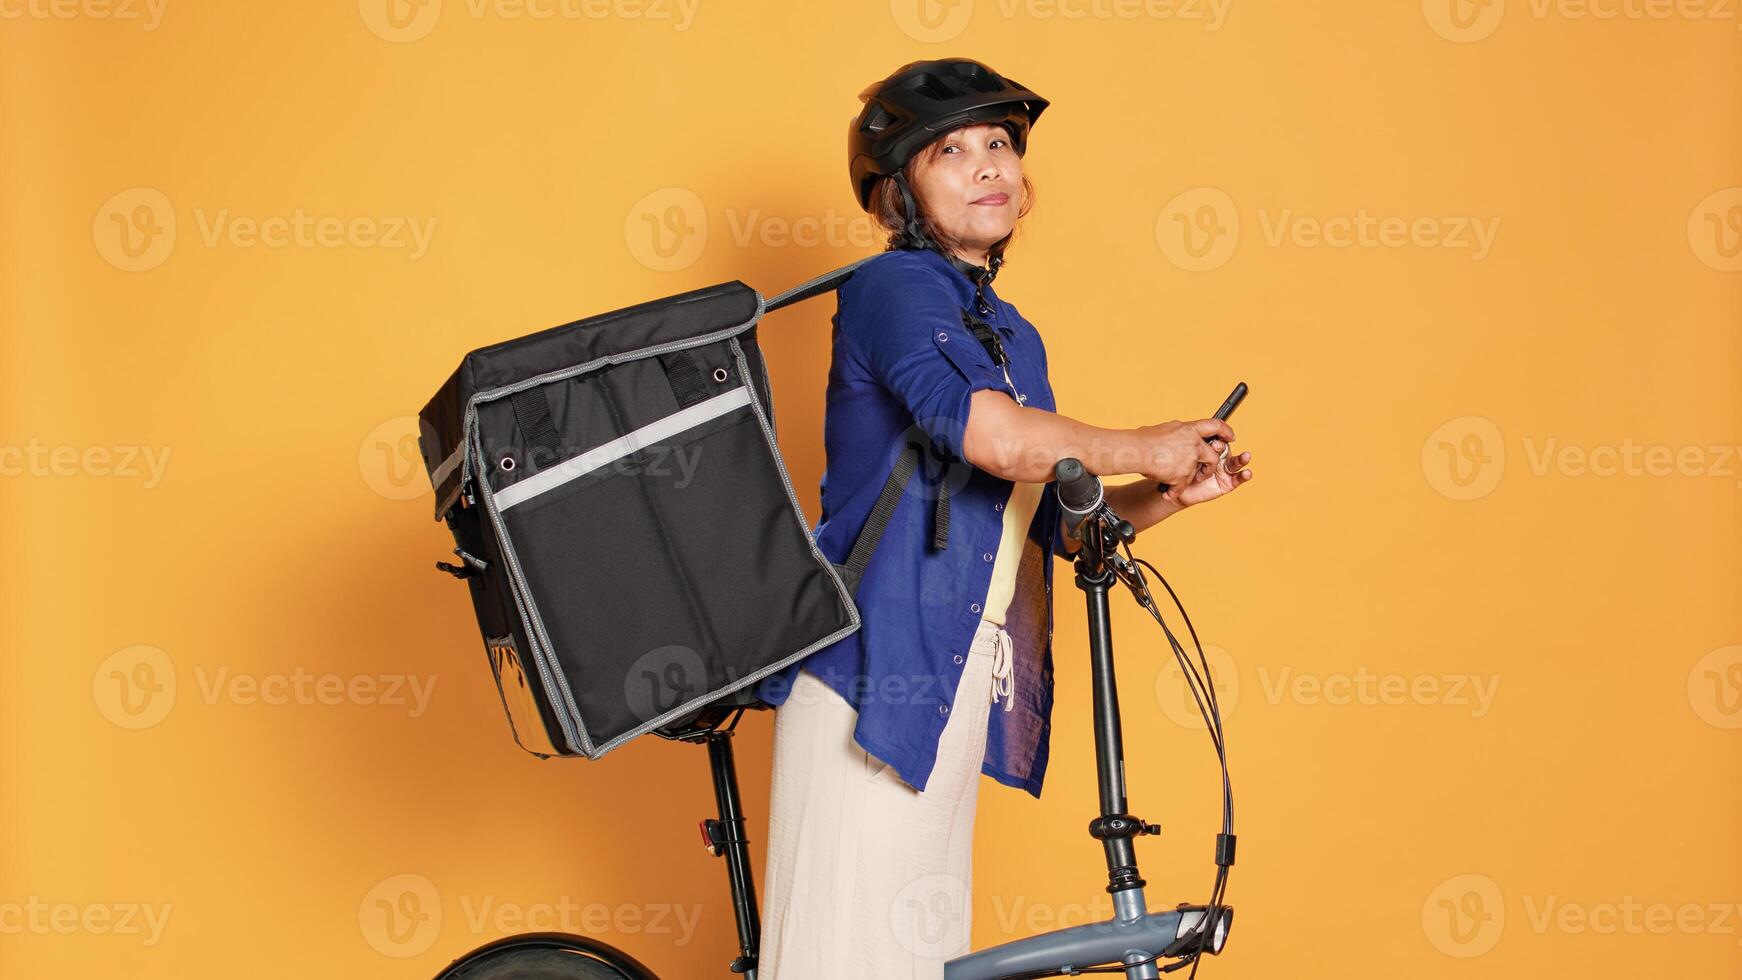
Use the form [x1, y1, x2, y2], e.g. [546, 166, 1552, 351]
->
[982, 480, 1047, 627]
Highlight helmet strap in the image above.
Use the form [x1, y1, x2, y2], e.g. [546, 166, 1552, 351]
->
[890, 169, 1005, 311]
[890, 169, 935, 252]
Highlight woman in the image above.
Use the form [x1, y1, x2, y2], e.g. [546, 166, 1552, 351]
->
[752, 58, 1254, 978]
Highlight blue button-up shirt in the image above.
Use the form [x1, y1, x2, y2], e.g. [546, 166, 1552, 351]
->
[755, 247, 1072, 799]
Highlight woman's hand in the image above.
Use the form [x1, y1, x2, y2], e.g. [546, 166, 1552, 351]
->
[1136, 418, 1236, 486]
[1161, 446, 1254, 509]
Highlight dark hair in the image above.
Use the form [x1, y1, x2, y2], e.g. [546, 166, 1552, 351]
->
[865, 126, 1037, 266]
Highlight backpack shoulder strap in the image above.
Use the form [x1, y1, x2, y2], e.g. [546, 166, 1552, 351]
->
[763, 254, 883, 313]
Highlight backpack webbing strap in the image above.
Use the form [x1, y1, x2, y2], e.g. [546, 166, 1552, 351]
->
[961, 307, 1010, 366]
[764, 256, 1008, 596]
[656, 350, 710, 408]
[833, 439, 955, 597]
[763, 254, 882, 313]
[509, 388, 563, 470]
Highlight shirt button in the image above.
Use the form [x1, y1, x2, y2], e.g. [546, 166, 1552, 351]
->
[953, 654, 964, 664]
[936, 331, 949, 342]
[994, 502, 1004, 512]
[983, 552, 993, 562]
[938, 704, 949, 715]
[970, 602, 981, 613]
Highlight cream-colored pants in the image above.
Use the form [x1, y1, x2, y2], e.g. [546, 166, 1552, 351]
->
[757, 617, 1015, 980]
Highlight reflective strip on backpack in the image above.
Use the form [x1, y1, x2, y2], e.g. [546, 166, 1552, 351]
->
[493, 385, 753, 511]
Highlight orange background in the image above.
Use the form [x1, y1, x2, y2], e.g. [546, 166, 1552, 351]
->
[3, 1, 1740, 977]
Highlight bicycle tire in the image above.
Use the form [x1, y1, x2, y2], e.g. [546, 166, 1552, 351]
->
[445, 947, 635, 980]
[436, 932, 659, 980]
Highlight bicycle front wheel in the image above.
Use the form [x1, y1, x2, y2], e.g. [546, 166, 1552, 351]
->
[436, 932, 659, 980]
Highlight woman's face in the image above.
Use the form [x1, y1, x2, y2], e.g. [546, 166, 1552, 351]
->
[908, 122, 1024, 264]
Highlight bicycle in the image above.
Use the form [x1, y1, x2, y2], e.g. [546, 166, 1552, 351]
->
[435, 457, 1238, 980]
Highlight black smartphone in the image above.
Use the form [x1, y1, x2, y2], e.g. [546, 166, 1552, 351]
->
[1158, 382, 1248, 493]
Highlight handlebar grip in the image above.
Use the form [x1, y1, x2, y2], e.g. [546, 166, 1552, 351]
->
[1055, 458, 1102, 515]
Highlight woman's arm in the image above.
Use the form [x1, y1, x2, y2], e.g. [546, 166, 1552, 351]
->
[961, 389, 1233, 486]
[957, 391, 1254, 556]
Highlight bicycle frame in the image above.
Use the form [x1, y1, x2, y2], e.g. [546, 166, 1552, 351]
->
[942, 534, 1232, 979]
[657, 510, 1232, 980]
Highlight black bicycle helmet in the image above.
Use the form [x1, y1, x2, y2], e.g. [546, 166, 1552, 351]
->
[847, 57, 1048, 292]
